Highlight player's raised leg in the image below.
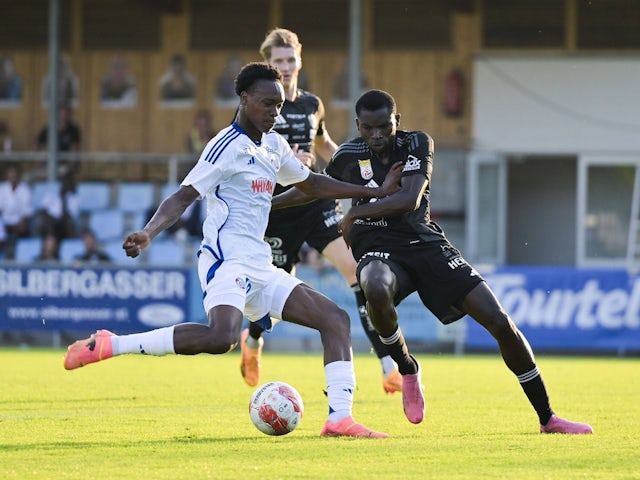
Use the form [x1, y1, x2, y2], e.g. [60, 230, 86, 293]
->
[64, 305, 244, 370]
[281, 283, 388, 438]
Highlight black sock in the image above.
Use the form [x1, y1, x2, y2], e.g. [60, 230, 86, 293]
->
[379, 328, 416, 375]
[248, 321, 264, 341]
[351, 284, 388, 358]
[517, 367, 554, 425]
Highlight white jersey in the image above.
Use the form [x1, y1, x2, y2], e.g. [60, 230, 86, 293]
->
[182, 122, 310, 264]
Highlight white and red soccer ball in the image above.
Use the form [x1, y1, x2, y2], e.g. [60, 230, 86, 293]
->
[249, 381, 304, 436]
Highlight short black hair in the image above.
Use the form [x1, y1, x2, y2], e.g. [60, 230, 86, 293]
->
[355, 89, 396, 116]
[234, 62, 282, 96]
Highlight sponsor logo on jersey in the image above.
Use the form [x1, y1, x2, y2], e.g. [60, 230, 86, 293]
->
[323, 212, 341, 228]
[447, 256, 468, 270]
[403, 155, 421, 172]
[251, 178, 274, 193]
[358, 159, 374, 180]
[362, 251, 390, 259]
[247, 156, 255, 165]
[265, 236, 283, 249]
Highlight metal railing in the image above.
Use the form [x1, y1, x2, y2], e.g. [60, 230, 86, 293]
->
[0, 151, 198, 184]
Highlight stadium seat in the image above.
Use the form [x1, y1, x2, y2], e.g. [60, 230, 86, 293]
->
[77, 182, 111, 212]
[161, 182, 180, 200]
[116, 182, 155, 214]
[88, 209, 125, 242]
[31, 181, 60, 209]
[59, 238, 85, 263]
[14, 237, 43, 263]
[127, 211, 147, 232]
[147, 239, 185, 266]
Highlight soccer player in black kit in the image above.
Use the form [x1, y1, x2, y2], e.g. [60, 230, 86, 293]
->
[239, 29, 402, 395]
[273, 89, 593, 434]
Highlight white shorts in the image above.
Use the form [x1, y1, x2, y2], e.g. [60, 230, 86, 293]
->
[197, 248, 303, 323]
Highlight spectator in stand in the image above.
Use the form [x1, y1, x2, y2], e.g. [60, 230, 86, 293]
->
[186, 108, 216, 154]
[0, 119, 13, 152]
[73, 229, 111, 265]
[215, 53, 243, 104]
[0, 163, 33, 259]
[159, 54, 195, 102]
[100, 54, 137, 108]
[35, 169, 79, 241]
[36, 103, 82, 177]
[41, 55, 79, 107]
[0, 55, 23, 102]
[34, 232, 60, 264]
[332, 56, 369, 107]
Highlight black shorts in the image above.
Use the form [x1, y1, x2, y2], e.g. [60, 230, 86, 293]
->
[265, 199, 342, 273]
[355, 240, 484, 324]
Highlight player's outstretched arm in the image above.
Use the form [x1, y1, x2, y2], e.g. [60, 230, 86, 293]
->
[274, 161, 403, 210]
[271, 185, 315, 210]
[123, 185, 199, 257]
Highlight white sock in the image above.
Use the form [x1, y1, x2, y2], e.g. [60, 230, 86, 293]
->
[245, 334, 263, 350]
[380, 355, 397, 377]
[325, 360, 355, 423]
[111, 326, 175, 356]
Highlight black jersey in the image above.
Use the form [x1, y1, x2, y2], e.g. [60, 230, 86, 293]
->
[325, 130, 447, 260]
[271, 89, 326, 196]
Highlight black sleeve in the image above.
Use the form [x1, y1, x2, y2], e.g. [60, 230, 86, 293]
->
[401, 131, 433, 180]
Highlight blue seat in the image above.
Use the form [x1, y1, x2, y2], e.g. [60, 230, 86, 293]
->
[127, 211, 147, 232]
[88, 209, 125, 242]
[59, 238, 85, 263]
[116, 182, 155, 214]
[147, 239, 185, 266]
[77, 182, 111, 212]
[161, 182, 180, 200]
[32, 181, 60, 209]
[14, 237, 43, 263]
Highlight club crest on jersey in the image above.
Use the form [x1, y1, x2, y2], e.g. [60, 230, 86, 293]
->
[403, 155, 421, 172]
[358, 159, 374, 180]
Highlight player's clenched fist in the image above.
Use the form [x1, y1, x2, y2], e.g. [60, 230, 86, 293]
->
[122, 230, 151, 257]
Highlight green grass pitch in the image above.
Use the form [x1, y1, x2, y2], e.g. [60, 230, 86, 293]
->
[1, 348, 638, 479]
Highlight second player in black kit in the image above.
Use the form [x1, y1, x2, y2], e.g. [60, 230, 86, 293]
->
[276, 88, 593, 433]
[240, 28, 402, 394]
[326, 129, 481, 325]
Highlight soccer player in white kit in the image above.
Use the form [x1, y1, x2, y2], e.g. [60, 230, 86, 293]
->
[63, 62, 402, 438]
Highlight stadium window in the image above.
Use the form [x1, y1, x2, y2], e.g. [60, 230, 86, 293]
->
[281, 0, 349, 49]
[372, 0, 452, 49]
[82, 0, 161, 49]
[189, 0, 269, 49]
[0, 0, 72, 49]
[577, 0, 640, 49]
[482, 0, 565, 49]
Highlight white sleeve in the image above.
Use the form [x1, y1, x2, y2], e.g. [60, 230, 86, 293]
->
[276, 139, 310, 187]
[181, 158, 228, 199]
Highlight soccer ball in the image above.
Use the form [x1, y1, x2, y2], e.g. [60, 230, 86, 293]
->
[249, 381, 304, 436]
